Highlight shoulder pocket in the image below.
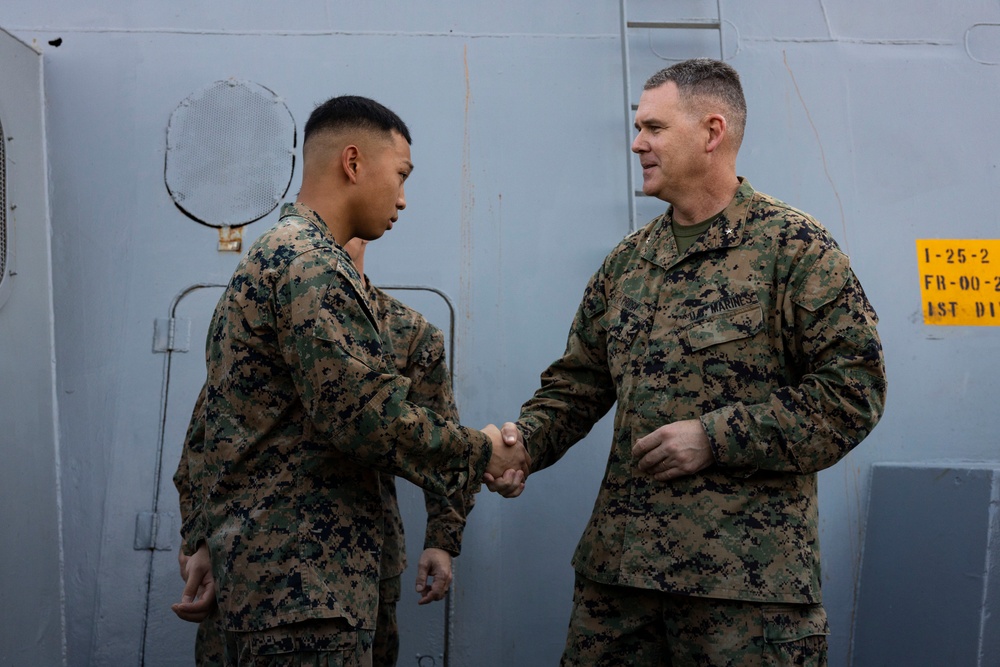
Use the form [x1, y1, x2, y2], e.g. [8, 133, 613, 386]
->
[581, 281, 608, 320]
[313, 284, 384, 369]
[791, 249, 850, 313]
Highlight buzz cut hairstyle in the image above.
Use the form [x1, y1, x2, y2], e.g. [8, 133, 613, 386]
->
[303, 95, 412, 146]
[644, 58, 747, 145]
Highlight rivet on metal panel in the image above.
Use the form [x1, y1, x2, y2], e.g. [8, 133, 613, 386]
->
[219, 225, 243, 252]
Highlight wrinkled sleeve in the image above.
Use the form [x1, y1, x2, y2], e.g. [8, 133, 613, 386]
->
[173, 385, 207, 556]
[400, 323, 476, 556]
[701, 245, 887, 475]
[277, 252, 492, 497]
[516, 267, 619, 471]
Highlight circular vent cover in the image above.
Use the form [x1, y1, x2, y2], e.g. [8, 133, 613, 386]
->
[165, 79, 296, 227]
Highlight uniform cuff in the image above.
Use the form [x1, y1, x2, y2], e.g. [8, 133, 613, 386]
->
[700, 404, 759, 476]
[423, 521, 464, 557]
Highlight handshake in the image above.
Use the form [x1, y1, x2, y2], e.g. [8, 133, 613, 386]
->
[476, 417, 717, 499]
[480, 423, 530, 498]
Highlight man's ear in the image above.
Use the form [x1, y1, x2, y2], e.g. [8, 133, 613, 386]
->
[342, 144, 361, 183]
[704, 114, 727, 153]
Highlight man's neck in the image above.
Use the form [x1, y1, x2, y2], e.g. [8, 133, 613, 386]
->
[670, 175, 741, 226]
[295, 194, 353, 246]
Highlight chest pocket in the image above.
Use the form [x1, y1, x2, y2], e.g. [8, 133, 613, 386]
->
[686, 301, 763, 351]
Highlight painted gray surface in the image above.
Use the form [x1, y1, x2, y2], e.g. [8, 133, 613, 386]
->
[0, 28, 65, 666]
[1, 1, 999, 665]
[854, 464, 1000, 666]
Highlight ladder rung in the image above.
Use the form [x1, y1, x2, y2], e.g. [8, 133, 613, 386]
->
[627, 20, 721, 30]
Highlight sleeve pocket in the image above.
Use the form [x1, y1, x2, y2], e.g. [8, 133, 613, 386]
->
[582, 282, 608, 320]
[791, 249, 850, 313]
[312, 287, 384, 371]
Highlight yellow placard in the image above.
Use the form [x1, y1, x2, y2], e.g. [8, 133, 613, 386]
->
[916, 239, 1000, 325]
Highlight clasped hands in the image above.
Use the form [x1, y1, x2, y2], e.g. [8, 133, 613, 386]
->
[481, 418, 714, 498]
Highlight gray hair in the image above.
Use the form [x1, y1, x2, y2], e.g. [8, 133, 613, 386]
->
[645, 58, 746, 148]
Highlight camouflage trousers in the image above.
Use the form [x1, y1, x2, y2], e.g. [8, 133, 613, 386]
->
[372, 575, 402, 667]
[225, 618, 374, 667]
[561, 573, 829, 667]
[192, 614, 373, 667]
[195, 610, 226, 667]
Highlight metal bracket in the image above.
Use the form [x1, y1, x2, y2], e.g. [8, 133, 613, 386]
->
[133, 511, 176, 551]
[152, 317, 191, 353]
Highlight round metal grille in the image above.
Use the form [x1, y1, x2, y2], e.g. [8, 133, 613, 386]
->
[165, 79, 296, 227]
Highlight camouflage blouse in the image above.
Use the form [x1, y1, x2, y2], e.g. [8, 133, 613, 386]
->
[187, 203, 490, 632]
[369, 283, 475, 579]
[517, 180, 886, 604]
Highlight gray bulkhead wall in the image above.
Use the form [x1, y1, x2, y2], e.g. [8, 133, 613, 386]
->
[1, 0, 999, 664]
[0, 27, 65, 667]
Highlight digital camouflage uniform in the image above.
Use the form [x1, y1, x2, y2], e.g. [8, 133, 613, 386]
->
[175, 287, 473, 667]
[516, 180, 886, 664]
[175, 202, 490, 664]
[173, 389, 227, 666]
[369, 283, 474, 667]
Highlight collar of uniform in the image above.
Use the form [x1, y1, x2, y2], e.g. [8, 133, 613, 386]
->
[279, 202, 379, 329]
[280, 202, 335, 240]
[640, 177, 755, 271]
[340, 265, 377, 332]
[363, 274, 381, 317]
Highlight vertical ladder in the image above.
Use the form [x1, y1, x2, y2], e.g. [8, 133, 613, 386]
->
[619, 0, 725, 231]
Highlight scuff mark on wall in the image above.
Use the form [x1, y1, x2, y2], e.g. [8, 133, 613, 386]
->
[496, 193, 502, 316]
[748, 37, 957, 46]
[460, 44, 475, 340]
[782, 50, 849, 253]
[818, 0, 834, 40]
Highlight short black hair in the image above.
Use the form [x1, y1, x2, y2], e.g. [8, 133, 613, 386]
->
[303, 95, 412, 145]
[645, 58, 746, 147]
